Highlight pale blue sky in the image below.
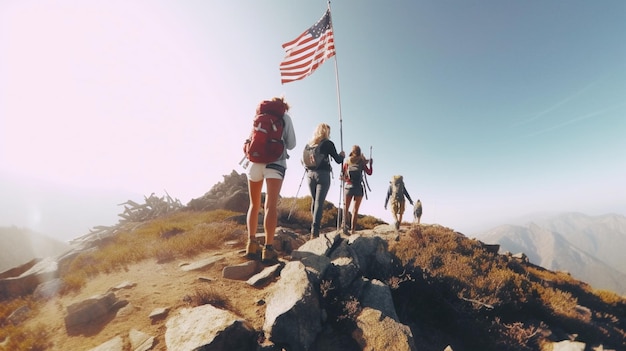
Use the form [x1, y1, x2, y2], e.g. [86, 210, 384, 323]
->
[1, 1, 625, 241]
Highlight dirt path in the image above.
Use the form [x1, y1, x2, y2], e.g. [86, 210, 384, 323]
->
[27, 246, 269, 351]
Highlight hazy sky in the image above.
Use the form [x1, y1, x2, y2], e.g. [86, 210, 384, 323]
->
[1, 0, 625, 242]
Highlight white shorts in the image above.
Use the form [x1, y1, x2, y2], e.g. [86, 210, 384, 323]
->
[247, 163, 285, 182]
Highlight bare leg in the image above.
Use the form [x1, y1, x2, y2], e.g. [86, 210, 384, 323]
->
[247, 180, 263, 241]
[263, 177, 283, 246]
[351, 196, 363, 233]
[344, 195, 353, 233]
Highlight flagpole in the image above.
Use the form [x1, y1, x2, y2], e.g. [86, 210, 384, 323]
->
[327, 1, 345, 232]
[278, 3, 344, 232]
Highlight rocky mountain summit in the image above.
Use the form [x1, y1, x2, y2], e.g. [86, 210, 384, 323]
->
[1, 171, 625, 351]
[3, 225, 625, 350]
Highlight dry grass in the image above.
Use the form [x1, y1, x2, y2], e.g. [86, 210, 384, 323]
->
[0, 298, 51, 351]
[0, 323, 51, 351]
[388, 224, 626, 350]
[535, 286, 579, 319]
[186, 286, 232, 310]
[59, 210, 241, 295]
[3, 201, 626, 351]
[493, 319, 546, 351]
[595, 289, 626, 306]
[0, 209, 245, 349]
[278, 196, 385, 232]
[391, 225, 534, 307]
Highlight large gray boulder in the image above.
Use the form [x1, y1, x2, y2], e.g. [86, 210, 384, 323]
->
[292, 232, 341, 259]
[264, 261, 322, 351]
[358, 278, 399, 322]
[64, 292, 120, 329]
[0, 258, 40, 279]
[262, 230, 416, 350]
[0, 257, 58, 299]
[339, 235, 396, 279]
[220, 189, 249, 213]
[352, 307, 417, 351]
[543, 340, 586, 351]
[165, 304, 255, 351]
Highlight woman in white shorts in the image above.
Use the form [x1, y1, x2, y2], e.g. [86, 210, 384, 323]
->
[245, 97, 296, 262]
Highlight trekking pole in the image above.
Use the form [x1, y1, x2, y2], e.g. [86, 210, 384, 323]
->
[288, 169, 307, 220]
[337, 162, 344, 232]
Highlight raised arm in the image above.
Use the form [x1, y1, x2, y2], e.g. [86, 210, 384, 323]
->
[325, 140, 345, 164]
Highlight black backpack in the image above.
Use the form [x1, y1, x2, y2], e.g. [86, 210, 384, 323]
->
[346, 162, 363, 187]
[302, 139, 327, 170]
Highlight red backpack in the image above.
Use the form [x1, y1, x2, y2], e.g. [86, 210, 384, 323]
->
[243, 100, 286, 164]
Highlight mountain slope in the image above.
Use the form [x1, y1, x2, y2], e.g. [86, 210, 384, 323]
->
[530, 213, 626, 274]
[3, 172, 625, 350]
[0, 227, 71, 272]
[480, 222, 626, 294]
[8, 221, 626, 351]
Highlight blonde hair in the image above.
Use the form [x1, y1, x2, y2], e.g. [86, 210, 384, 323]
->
[309, 123, 330, 145]
[348, 145, 366, 165]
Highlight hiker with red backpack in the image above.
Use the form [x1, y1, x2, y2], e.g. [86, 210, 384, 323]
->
[342, 145, 373, 234]
[242, 97, 296, 262]
[303, 123, 344, 239]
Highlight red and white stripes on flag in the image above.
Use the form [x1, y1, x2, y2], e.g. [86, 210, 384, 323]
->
[280, 9, 336, 84]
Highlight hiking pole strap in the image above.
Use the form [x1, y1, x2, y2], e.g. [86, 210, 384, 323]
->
[363, 173, 371, 192]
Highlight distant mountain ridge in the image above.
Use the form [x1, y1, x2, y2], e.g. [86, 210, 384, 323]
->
[0, 227, 71, 272]
[529, 212, 626, 274]
[478, 213, 626, 295]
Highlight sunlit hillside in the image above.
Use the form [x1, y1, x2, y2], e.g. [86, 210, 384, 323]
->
[1, 172, 624, 350]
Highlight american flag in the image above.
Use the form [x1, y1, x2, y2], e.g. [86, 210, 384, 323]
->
[280, 9, 336, 84]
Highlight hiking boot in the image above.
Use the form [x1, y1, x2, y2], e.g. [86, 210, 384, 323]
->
[395, 221, 400, 230]
[245, 240, 260, 259]
[262, 246, 278, 263]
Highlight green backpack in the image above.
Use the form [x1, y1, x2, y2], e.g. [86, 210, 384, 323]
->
[391, 175, 405, 204]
